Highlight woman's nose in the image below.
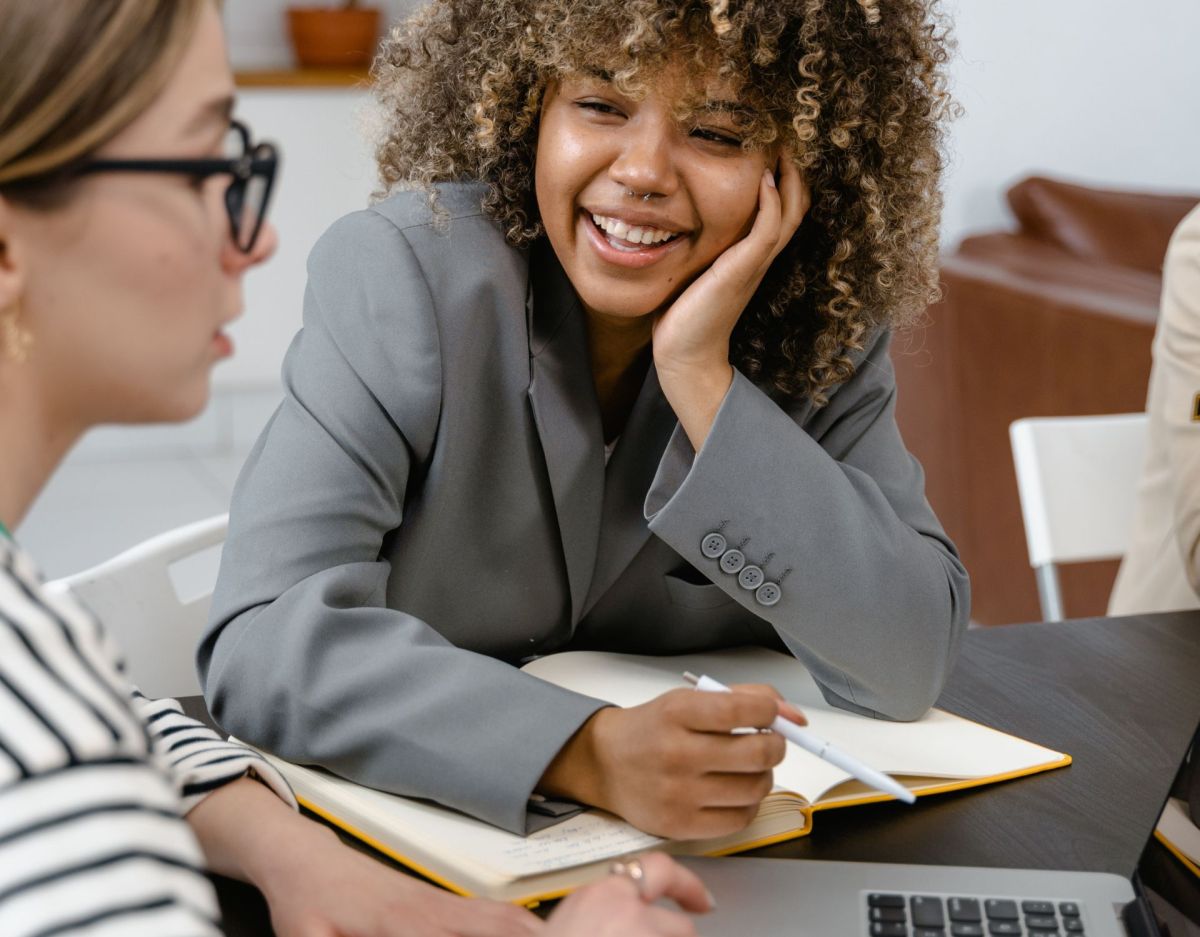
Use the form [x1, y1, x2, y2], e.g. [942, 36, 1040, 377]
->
[608, 121, 677, 198]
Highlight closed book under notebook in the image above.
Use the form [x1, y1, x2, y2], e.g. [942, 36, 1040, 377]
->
[249, 646, 1071, 904]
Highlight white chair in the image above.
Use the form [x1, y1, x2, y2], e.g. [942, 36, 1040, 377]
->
[1009, 414, 1149, 621]
[45, 514, 228, 698]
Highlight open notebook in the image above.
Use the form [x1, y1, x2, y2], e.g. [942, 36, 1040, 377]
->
[250, 646, 1070, 904]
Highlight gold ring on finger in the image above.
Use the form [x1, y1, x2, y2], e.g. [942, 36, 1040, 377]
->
[608, 857, 647, 900]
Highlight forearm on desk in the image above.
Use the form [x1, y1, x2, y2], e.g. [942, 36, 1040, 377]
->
[205, 602, 610, 834]
[187, 776, 337, 886]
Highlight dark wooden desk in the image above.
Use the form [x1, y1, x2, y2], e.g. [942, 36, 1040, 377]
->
[190, 611, 1200, 934]
[757, 612, 1200, 874]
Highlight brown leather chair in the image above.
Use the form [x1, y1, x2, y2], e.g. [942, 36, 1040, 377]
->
[892, 176, 1199, 624]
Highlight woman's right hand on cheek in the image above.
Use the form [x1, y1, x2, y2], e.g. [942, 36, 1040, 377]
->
[540, 685, 805, 840]
[544, 853, 712, 937]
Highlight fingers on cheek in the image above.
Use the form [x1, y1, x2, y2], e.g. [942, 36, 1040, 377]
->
[763, 172, 783, 215]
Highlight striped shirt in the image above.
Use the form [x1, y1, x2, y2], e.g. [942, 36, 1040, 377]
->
[0, 536, 294, 937]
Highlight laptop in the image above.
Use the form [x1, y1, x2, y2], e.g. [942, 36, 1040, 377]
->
[680, 727, 1198, 937]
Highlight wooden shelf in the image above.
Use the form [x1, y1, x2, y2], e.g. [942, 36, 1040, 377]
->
[235, 68, 372, 89]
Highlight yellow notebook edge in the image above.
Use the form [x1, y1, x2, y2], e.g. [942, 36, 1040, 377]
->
[1154, 828, 1200, 880]
[296, 795, 492, 901]
[248, 741, 551, 906]
[285, 748, 1071, 904]
[296, 794, 814, 907]
[700, 822, 812, 857]
[808, 752, 1074, 814]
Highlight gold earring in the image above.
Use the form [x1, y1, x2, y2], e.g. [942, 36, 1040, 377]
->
[1, 302, 34, 364]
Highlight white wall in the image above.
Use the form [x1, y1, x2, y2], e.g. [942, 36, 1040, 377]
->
[217, 0, 1200, 391]
[214, 89, 377, 389]
[940, 0, 1200, 244]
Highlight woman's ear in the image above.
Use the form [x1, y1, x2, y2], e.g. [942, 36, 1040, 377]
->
[0, 196, 35, 365]
[0, 196, 27, 312]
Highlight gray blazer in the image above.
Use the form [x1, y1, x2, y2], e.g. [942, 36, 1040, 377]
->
[199, 184, 970, 835]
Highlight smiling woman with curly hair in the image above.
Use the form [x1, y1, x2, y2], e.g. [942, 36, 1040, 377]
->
[374, 0, 954, 403]
[202, 0, 971, 844]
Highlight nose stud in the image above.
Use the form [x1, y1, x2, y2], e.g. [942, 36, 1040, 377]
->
[625, 188, 655, 202]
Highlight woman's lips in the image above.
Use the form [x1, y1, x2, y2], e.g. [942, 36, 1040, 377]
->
[579, 211, 689, 269]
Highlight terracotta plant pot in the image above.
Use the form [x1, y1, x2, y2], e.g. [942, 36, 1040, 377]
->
[286, 6, 381, 69]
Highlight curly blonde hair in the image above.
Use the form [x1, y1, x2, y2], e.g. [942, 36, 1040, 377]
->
[373, 0, 955, 404]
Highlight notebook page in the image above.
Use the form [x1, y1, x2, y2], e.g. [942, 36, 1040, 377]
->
[521, 647, 1065, 804]
[266, 753, 664, 879]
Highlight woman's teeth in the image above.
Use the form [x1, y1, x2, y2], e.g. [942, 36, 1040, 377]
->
[590, 213, 680, 248]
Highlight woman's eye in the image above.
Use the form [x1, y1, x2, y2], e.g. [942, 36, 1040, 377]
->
[691, 127, 742, 147]
[186, 173, 211, 192]
[576, 100, 623, 117]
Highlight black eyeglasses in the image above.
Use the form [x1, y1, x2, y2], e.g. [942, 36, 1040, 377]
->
[79, 120, 279, 253]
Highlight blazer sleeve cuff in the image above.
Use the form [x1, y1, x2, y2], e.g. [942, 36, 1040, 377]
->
[642, 364, 968, 722]
[644, 366, 809, 556]
[503, 692, 612, 836]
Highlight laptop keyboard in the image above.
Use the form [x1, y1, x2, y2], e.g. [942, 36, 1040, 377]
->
[865, 892, 1086, 936]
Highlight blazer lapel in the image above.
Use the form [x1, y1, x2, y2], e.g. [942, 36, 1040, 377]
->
[526, 242, 604, 624]
[582, 364, 679, 618]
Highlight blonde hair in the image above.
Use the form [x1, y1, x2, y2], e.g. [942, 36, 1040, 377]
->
[0, 0, 207, 200]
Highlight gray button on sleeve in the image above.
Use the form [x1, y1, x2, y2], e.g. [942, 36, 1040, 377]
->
[737, 565, 764, 590]
[701, 532, 727, 558]
[719, 549, 746, 574]
[755, 581, 782, 606]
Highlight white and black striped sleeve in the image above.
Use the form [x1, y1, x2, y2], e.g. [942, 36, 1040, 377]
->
[134, 690, 295, 813]
[0, 542, 233, 937]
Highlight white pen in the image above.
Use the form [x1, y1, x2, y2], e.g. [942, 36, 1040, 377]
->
[682, 671, 917, 805]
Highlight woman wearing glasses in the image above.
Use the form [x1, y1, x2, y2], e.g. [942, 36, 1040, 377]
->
[0, 2, 706, 935]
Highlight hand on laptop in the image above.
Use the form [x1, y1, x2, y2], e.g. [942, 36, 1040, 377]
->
[545, 853, 712, 936]
[540, 683, 805, 838]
